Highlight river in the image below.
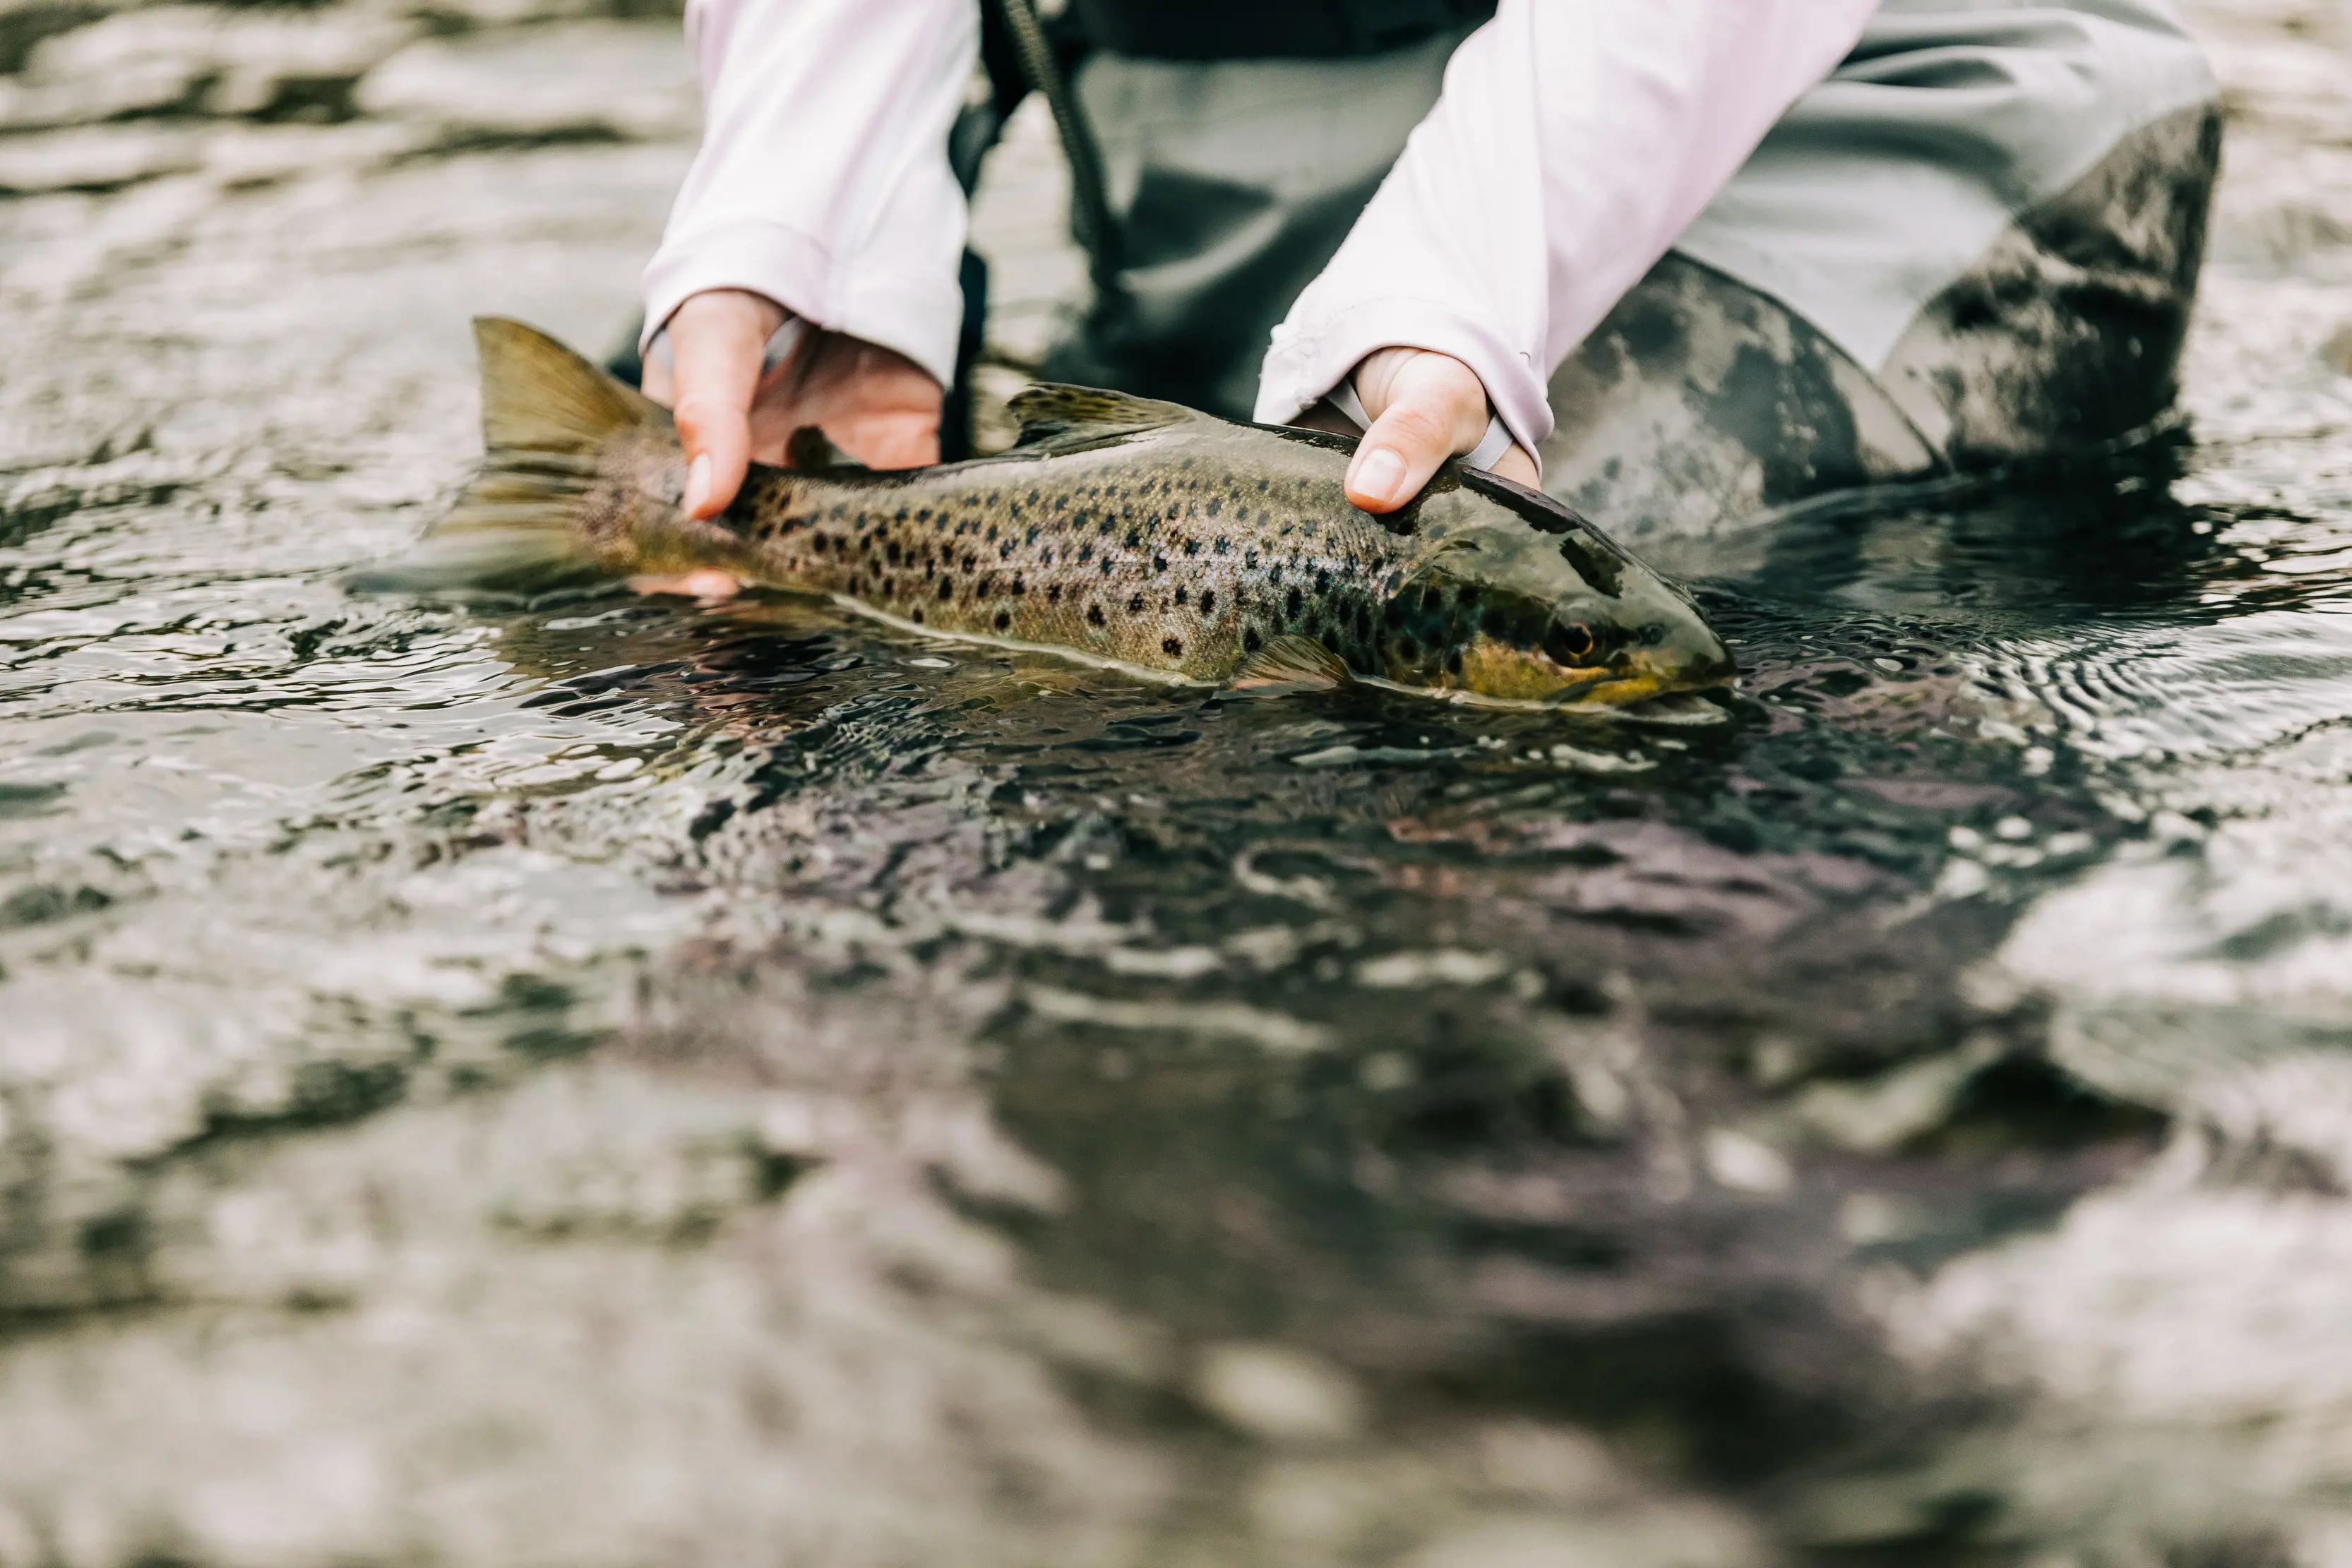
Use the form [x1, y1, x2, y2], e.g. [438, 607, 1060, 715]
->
[2, 2, 2351, 1562]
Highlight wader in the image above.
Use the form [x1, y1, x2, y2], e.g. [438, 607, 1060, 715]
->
[1020, 0, 2221, 544]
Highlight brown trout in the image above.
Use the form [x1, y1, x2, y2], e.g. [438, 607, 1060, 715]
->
[404, 318, 1735, 706]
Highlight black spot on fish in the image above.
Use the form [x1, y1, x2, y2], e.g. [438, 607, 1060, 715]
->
[1244, 549, 1259, 568]
[1199, 590, 1215, 616]
[1420, 585, 1441, 614]
[1162, 636, 1183, 657]
[912, 606, 924, 623]
[1126, 528, 1144, 549]
[1087, 603, 1106, 627]
[1152, 556, 1166, 573]
[1047, 584, 1062, 604]
[1183, 539, 1200, 557]
[1206, 498, 1222, 517]
[1397, 635, 1421, 662]
[1446, 648, 1464, 676]
[1256, 479, 1269, 493]
[979, 577, 995, 599]
[1126, 594, 1144, 614]
[1214, 538, 1229, 556]
[938, 580, 953, 601]
[962, 555, 977, 573]
[885, 542, 902, 565]
[1174, 586, 1187, 606]
[1243, 628, 1262, 653]
[1315, 570, 1330, 592]
[1077, 541, 1094, 564]
[994, 610, 1012, 630]
[999, 541, 1015, 560]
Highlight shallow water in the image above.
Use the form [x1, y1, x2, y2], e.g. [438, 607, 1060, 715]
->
[4, 2, 2352, 1563]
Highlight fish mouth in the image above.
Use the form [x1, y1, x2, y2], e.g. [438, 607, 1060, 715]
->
[1550, 644, 1738, 709]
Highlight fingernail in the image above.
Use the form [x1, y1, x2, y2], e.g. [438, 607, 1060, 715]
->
[1356, 447, 1407, 505]
[683, 453, 712, 516]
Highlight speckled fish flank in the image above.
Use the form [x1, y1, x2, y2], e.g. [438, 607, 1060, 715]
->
[422, 319, 1736, 706]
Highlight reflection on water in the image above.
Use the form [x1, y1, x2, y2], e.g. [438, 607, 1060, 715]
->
[4, 1, 2352, 1562]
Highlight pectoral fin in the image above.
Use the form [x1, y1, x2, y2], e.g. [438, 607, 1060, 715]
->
[1229, 635, 1352, 695]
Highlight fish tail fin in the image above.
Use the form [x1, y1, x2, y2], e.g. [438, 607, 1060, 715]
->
[349, 318, 672, 599]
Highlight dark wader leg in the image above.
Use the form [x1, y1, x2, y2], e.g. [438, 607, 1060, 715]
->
[1027, 3, 2219, 550]
[1542, 104, 2224, 549]
[1041, 32, 1469, 424]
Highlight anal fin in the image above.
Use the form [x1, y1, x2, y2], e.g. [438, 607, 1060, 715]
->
[1229, 635, 1351, 696]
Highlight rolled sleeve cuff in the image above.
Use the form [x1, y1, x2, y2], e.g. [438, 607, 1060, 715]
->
[640, 217, 965, 390]
[1253, 296, 1556, 461]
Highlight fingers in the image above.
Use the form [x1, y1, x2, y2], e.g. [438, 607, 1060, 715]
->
[758, 333, 944, 471]
[1340, 347, 1536, 513]
[629, 569, 741, 601]
[659, 289, 786, 519]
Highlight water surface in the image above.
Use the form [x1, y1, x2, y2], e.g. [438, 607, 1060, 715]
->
[4, 4, 2352, 1563]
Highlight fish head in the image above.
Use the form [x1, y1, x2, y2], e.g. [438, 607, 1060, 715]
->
[1375, 476, 1736, 706]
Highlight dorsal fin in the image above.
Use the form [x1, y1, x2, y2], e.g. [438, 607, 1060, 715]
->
[1005, 383, 1199, 450]
[1228, 635, 1351, 695]
[784, 424, 871, 473]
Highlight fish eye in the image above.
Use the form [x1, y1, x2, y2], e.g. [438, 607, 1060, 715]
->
[1543, 622, 1596, 665]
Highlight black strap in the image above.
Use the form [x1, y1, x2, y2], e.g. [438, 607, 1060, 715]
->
[991, 0, 1123, 297]
[1068, 0, 1493, 61]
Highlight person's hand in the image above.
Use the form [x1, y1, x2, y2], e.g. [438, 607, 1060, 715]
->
[1320, 346, 1540, 513]
[642, 288, 943, 519]
[635, 288, 942, 599]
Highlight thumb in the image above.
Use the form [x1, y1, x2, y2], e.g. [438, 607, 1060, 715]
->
[1342, 349, 1493, 514]
[664, 291, 782, 518]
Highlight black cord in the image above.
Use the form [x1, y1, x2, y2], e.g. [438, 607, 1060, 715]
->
[991, 0, 1123, 299]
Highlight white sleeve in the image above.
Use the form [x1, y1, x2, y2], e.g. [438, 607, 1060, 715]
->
[1253, 0, 1880, 451]
[640, 0, 979, 389]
